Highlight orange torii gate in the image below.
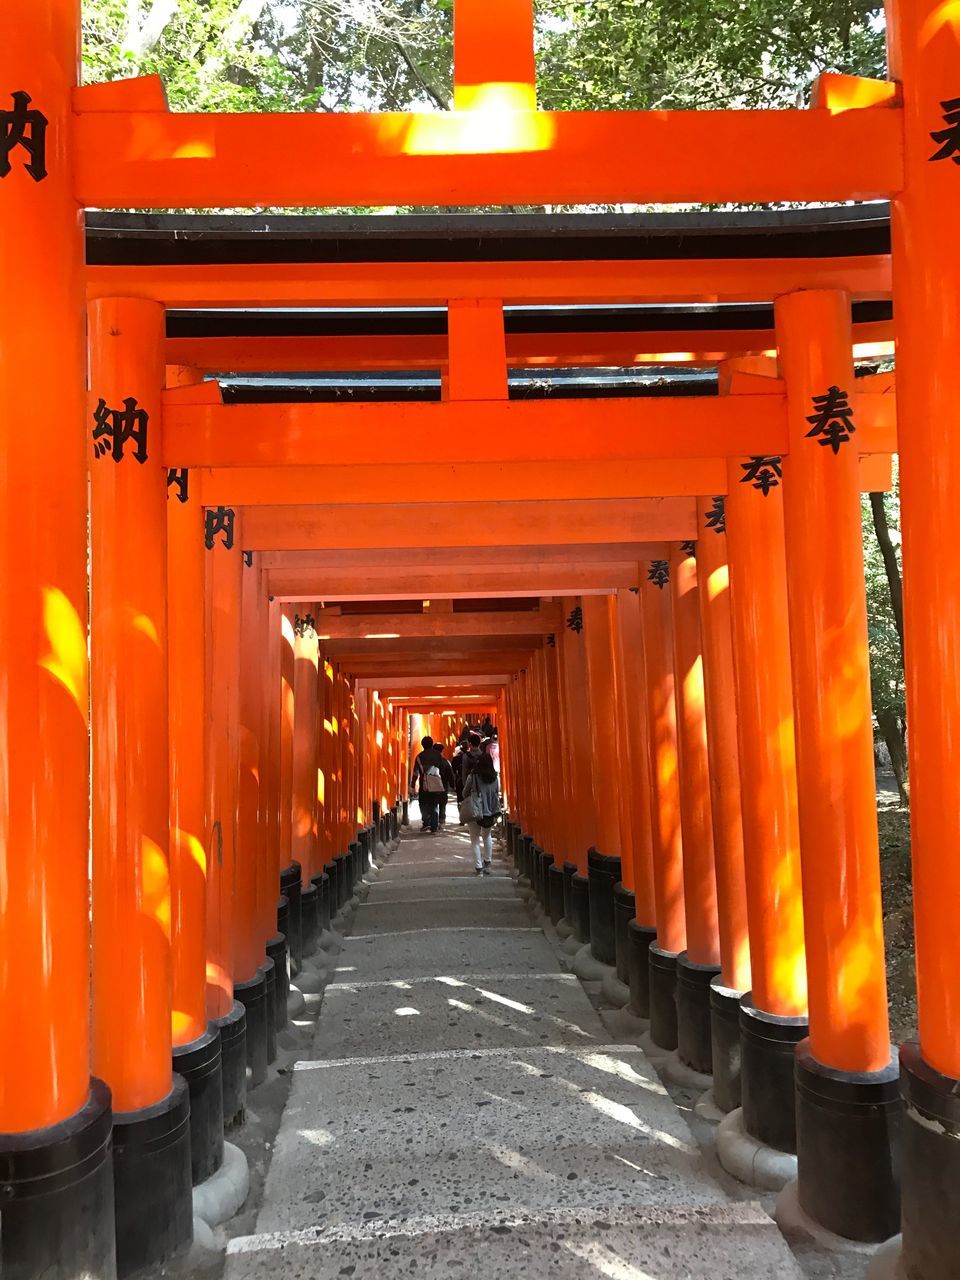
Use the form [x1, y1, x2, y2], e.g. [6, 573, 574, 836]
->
[1, 1, 958, 1278]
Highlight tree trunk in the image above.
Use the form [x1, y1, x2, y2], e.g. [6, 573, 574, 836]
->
[877, 707, 910, 806]
[869, 490, 905, 660]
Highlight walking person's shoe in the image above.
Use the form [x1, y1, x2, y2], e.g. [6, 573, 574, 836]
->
[474, 866, 483, 876]
[482, 862, 492, 876]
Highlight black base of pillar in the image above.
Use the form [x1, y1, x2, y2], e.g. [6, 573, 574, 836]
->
[739, 996, 808, 1153]
[0, 1079, 116, 1280]
[538, 850, 555, 908]
[235, 970, 269, 1088]
[530, 844, 544, 902]
[213, 999, 247, 1128]
[276, 894, 289, 950]
[562, 861, 577, 922]
[676, 952, 721, 1075]
[266, 932, 289, 1033]
[521, 834, 535, 881]
[172, 1024, 224, 1185]
[900, 1040, 960, 1276]
[311, 870, 331, 934]
[301, 882, 320, 956]
[587, 849, 621, 966]
[626, 921, 656, 1018]
[547, 864, 565, 924]
[338, 853, 349, 907]
[572, 873, 591, 943]
[710, 978, 744, 1113]
[649, 944, 679, 1050]
[794, 1040, 900, 1243]
[259, 957, 277, 1065]
[112, 1076, 192, 1278]
[279, 861, 303, 975]
[402, 799, 409, 827]
[324, 860, 339, 915]
[613, 884, 635, 983]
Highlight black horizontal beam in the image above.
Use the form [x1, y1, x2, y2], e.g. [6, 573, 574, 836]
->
[88, 204, 892, 267]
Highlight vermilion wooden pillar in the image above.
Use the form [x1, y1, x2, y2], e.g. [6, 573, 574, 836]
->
[291, 619, 320, 883]
[640, 557, 687, 1050]
[776, 288, 897, 1241]
[887, 2, 960, 1268]
[694, 497, 751, 995]
[89, 296, 193, 1268]
[695, 495, 752, 1112]
[614, 588, 656, 927]
[669, 541, 722, 1074]
[560, 598, 597, 872]
[167, 480, 208, 1052]
[236, 557, 264, 984]
[0, 34, 106, 1275]
[722, 400, 808, 1163]
[581, 595, 628, 971]
[453, 0, 536, 110]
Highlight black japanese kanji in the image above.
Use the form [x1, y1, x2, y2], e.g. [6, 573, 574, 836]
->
[566, 605, 583, 634]
[166, 468, 189, 503]
[242, 551, 253, 567]
[805, 385, 856, 454]
[680, 540, 696, 556]
[204, 506, 235, 551]
[92, 396, 149, 464]
[294, 612, 316, 637]
[740, 455, 782, 496]
[648, 559, 670, 589]
[1, 91, 47, 182]
[704, 495, 726, 534]
[930, 97, 960, 164]
[546, 633, 556, 648]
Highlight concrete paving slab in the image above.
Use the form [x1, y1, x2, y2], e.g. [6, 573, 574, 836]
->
[311, 973, 606, 1057]
[351, 897, 531, 933]
[252, 1044, 727, 1235]
[363, 878, 518, 904]
[226, 1202, 805, 1280]
[336, 926, 559, 980]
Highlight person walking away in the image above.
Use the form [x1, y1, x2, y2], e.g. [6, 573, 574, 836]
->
[482, 726, 500, 776]
[410, 735, 454, 834]
[461, 751, 501, 874]
[435, 740, 451, 829]
[459, 732, 483, 814]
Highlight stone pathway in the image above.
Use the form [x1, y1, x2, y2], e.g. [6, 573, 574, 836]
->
[225, 815, 804, 1279]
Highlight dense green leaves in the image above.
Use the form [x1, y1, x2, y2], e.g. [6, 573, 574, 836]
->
[82, 0, 886, 113]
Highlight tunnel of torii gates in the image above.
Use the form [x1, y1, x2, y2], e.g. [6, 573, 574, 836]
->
[4, 0, 960, 1277]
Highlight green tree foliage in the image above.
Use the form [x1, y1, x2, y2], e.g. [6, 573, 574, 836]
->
[82, 0, 887, 113]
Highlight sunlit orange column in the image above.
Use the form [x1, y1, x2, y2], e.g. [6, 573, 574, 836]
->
[885, 4, 960, 1271]
[776, 288, 897, 1239]
[614, 588, 656, 925]
[168, 482, 208, 1054]
[640, 557, 687, 1049]
[291, 616, 320, 884]
[278, 609, 301, 971]
[166, 465, 229, 1179]
[0, 38, 104, 1271]
[669, 541, 722, 1073]
[237, 559, 265, 977]
[722, 394, 807, 1160]
[89, 297, 193, 1264]
[694, 496, 751, 1111]
[581, 595, 627, 970]
[560, 598, 597, 873]
[453, 0, 535, 110]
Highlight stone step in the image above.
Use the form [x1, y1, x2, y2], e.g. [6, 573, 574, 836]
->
[226, 1201, 804, 1280]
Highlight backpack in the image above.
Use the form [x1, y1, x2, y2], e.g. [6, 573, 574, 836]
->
[423, 763, 445, 793]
